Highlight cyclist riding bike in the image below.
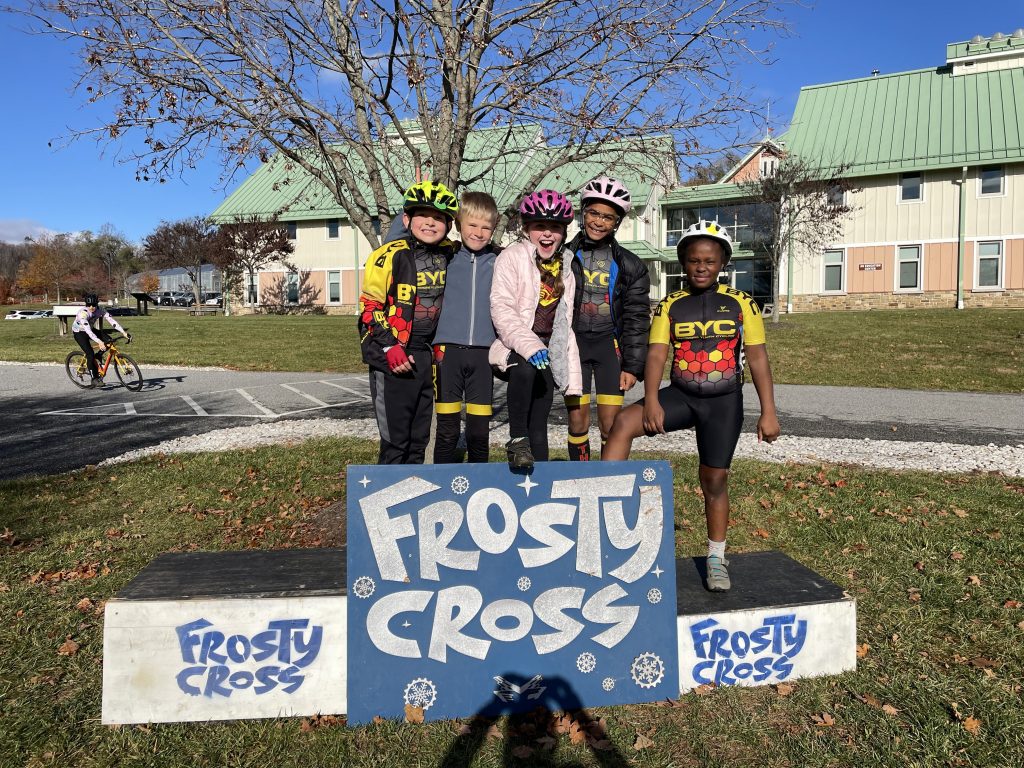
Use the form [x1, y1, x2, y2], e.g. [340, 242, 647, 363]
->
[72, 294, 131, 387]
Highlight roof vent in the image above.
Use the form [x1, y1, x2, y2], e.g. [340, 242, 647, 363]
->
[991, 32, 1005, 41]
[871, 69, 880, 76]
[1012, 29, 1024, 39]
[970, 34, 985, 43]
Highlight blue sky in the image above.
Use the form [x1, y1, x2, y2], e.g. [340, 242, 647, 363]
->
[0, 2, 1020, 244]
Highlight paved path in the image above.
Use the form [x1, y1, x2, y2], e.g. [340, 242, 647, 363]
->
[0, 361, 1021, 481]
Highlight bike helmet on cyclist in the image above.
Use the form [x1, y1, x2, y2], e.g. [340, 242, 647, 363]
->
[580, 176, 632, 216]
[403, 180, 459, 219]
[677, 219, 734, 263]
[519, 189, 574, 225]
[84, 293, 99, 307]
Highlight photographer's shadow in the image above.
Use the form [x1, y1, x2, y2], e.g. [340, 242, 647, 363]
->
[438, 673, 628, 767]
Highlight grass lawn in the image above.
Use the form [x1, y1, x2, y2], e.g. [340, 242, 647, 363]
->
[2, 438, 1021, 767]
[1, 305, 1021, 392]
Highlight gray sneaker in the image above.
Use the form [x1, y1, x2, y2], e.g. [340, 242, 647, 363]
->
[505, 437, 534, 470]
[706, 555, 731, 592]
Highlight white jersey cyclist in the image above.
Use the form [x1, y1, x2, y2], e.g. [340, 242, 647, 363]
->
[72, 304, 127, 344]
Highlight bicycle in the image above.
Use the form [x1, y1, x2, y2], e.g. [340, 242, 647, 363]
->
[65, 332, 144, 392]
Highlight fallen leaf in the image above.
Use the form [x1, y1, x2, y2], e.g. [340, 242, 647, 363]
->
[775, 683, 794, 696]
[966, 575, 982, 586]
[963, 716, 982, 735]
[692, 683, 715, 695]
[953, 508, 969, 518]
[968, 657, 999, 670]
[753, 528, 770, 539]
[633, 733, 654, 750]
[535, 735, 557, 751]
[568, 722, 586, 746]
[913, 561, 925, 572]
[75, 597, 94, 613]
[950, 551, 965, 561]
[811, 713, 835, 727]
[486, 722, 503, 741]
[511, 745, 533, 759]
[57, 637, 80, 656]
[856, 643, 871, 659]
[404, 704, 424, 724]
[881, 704, 900, 716]
[1004, 600, 1021, 609]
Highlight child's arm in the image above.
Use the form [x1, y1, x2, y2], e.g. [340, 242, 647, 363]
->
[641, 343, 670, 435]
[745, 344, 780, 443]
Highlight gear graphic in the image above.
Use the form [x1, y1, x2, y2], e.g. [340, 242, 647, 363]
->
[353, 575, 375, 599]
[602, 677, 615, 691]
[403, 677, 437, 710]
[631, 652, 665, 689]
[642, 467, 657, 482]
[451, 476, 470, 495]
[576, 652, 597, 674]
[647, 588, 662, 604]
[517, 576, 532, 592]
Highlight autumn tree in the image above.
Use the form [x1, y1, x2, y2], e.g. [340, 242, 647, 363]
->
[212, 215, 295, 309]
[78, 225, 140, 299]
[16, 0, 788, 247]
[737, 155, 856, 322]
[143, 217, 223, 306]
[0, 241, 33, 304]
[16, 234, 79, 303]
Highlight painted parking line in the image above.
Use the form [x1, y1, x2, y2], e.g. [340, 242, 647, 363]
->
[281, 383, 330, 407]
[181, 395, 209, 416]
[317, 380, 372, 400]
[236, 388, 277, 417]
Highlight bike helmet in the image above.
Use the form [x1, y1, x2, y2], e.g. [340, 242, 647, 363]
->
[519, 189, 574, 224]
[403, 180, 459, 219]
[84, 293, 99, 307]
[580, 176, 632, 215]
[677, 220, 733, 263]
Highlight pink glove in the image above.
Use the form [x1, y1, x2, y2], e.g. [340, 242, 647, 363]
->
[385, 345, 410, 371]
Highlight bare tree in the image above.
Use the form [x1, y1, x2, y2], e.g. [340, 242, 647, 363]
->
[213, 215, 295, 311]
[78, 224, 140, 300]
[14, 0, 788, 247]
[683, 150, 744, 186]
[143, 217, 222, 307]
[737, 155, 856, 323]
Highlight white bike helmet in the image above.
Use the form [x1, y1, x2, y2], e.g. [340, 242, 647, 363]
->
[676, 220, 733, 263]
[580, 176, 632, 216]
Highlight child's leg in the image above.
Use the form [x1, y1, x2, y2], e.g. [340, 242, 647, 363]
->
[600, 403, 646, 460]
[565, 351, 594, 461]
[698, 465, 731, 541]
[526, 366, 555, 461]
[506, 352, 536, 440]
[369, 369, 416, 464]
[592, 335, 625, 457]
[406, 362, 435, 464]
[432, 345, 463, 464]
[463, 347, 494, 463]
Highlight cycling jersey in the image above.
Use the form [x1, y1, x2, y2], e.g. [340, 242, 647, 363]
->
[649, 284, 765, 396]
[573, 243, 615, 336]
[71, 306, 126, 344]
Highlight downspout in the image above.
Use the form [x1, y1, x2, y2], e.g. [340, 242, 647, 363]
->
[786, 237, 794, 314]
[955, 166, 968, 310]
[353, 222, 361, 307]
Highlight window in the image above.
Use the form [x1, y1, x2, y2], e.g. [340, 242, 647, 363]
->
[979, 166, 1004, 196]
[286, 272, 299, 304]
[328, 270, 341, 303]
[896, 245, 922, 291]
[976, 241, 1003, 289]
[286, 221, 297, 240]
[823, 249, 845, 293]
[826, 184, 845, 207]
[244, 272, 259, 305]
[899, 173, 922, 202]
[759, 155, 778, 178]
[326, 219, 340, 239]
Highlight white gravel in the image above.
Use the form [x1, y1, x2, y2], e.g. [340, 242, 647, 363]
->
[99, 417, 1024, 477]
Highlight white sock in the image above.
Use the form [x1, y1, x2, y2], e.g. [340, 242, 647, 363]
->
[707, 539, 727, 560]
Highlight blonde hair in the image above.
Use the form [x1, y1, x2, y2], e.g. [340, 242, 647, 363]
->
[456, 191, 499, 228]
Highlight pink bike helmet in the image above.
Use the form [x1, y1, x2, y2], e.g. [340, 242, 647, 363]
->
[519, 189, 574, 224]
[580, 176, 632, 215]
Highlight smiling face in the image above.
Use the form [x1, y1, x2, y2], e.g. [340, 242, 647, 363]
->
[681, 237, 727, 291]
[403, 208, 451, 245]
[524, 221, 566, 260]
[582, 201, 621, 242]
[457, 214, 496, 252]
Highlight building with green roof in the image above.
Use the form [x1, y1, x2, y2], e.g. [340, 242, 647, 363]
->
[661, 31, 1024, 311]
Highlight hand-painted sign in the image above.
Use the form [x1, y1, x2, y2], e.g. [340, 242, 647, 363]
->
[346, 461, 679, 724]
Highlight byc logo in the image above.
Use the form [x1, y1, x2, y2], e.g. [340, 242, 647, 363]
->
[673, 320, 736, 338]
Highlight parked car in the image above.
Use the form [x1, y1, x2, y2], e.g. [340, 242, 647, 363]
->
[174, 293, 198, 307]
[106, 306, 139, 316]
[4, 309, 49, 320]
[203, 292, 223, 307]
[156, 291, 189, 306]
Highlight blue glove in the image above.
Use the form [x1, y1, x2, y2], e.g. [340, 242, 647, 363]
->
[528, 349, 550, 369]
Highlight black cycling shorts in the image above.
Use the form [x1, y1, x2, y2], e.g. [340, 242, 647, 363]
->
[641, 385, 744, 469]
[432, 345, 493, 417]
[566, 333, 623, 407]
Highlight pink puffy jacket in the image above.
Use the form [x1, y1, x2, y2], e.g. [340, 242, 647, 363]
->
[488, 240, 582, 396]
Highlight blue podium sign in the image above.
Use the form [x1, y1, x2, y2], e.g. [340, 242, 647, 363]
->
[346, 461, 679, 724]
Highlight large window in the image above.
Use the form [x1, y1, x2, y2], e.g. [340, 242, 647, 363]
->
[976, 241, 1003, 289]
[666, 203, 772, 250]
[896, 245, 922, 291]
[286, 272, 299, 304]
[979, 166, 1004, 196]
[823, 249, 845, 293]
[899, 173, 922, 202]
[328, 270, 341, 302]
[327, 219, 340, 239]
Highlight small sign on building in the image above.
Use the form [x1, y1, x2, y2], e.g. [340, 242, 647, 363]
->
[858, 263, 883, 271]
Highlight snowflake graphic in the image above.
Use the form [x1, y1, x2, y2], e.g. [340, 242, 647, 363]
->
[451, 476, 470, 495]
[631, 652, 665, 689]
[517, 576, 532, 592]
[642, 467, 657, 482]
[602, 677, 615, 691]
[576, 652, 597, 674]
[403, 678, 437, 710]
[647, 588, 662, 604]
[353, 576, 375, 599]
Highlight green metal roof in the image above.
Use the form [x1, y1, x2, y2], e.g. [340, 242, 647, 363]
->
[659, 182, 750, 207]
[784, 63, 1024, 176]
[947, 34, 1024, 62]
[617, 240, 671, 262]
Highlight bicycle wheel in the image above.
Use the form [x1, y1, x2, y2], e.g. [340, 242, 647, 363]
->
[65, 351, 93, 389]
[113, 353, 144, 391]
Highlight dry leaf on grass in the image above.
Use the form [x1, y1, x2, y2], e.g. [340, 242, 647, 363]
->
[1004, 600, 1021, 609]
[753, 528, 770, 539]
[811, 713, 835, 727]
[881, 704, 900, 716]
[692, 683, 716, 695]
[75, 598, 94, 613]
[633, 733, 655, 750]
[404, 704, 424, 724]
[856, 643, 871, 658]
[568, 722, 586, 746]
[963, 716, 982, 735]
[57, 637, 80, 656]
[775, 683, 795, 696]
[949, 551, 965, 561]
[535, 735, 557, 751]
[966, 575, 982, 586]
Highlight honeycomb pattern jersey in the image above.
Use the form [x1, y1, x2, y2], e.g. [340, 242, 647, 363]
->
[649, 283, 765, 396]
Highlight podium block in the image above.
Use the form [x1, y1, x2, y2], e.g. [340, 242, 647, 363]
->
[102, 549, 854, 724]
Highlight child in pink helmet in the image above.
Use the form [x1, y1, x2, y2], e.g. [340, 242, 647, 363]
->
[489, 190, 583, 470]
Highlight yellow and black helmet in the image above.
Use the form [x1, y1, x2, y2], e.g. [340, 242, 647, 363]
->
[403, 180, 459, 219]
[677, 219, 734, 263]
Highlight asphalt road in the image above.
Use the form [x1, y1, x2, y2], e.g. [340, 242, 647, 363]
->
[1, 361, 1022, 481]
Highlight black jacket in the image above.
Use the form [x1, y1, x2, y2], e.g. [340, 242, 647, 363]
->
[567, 233, 651, 379]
